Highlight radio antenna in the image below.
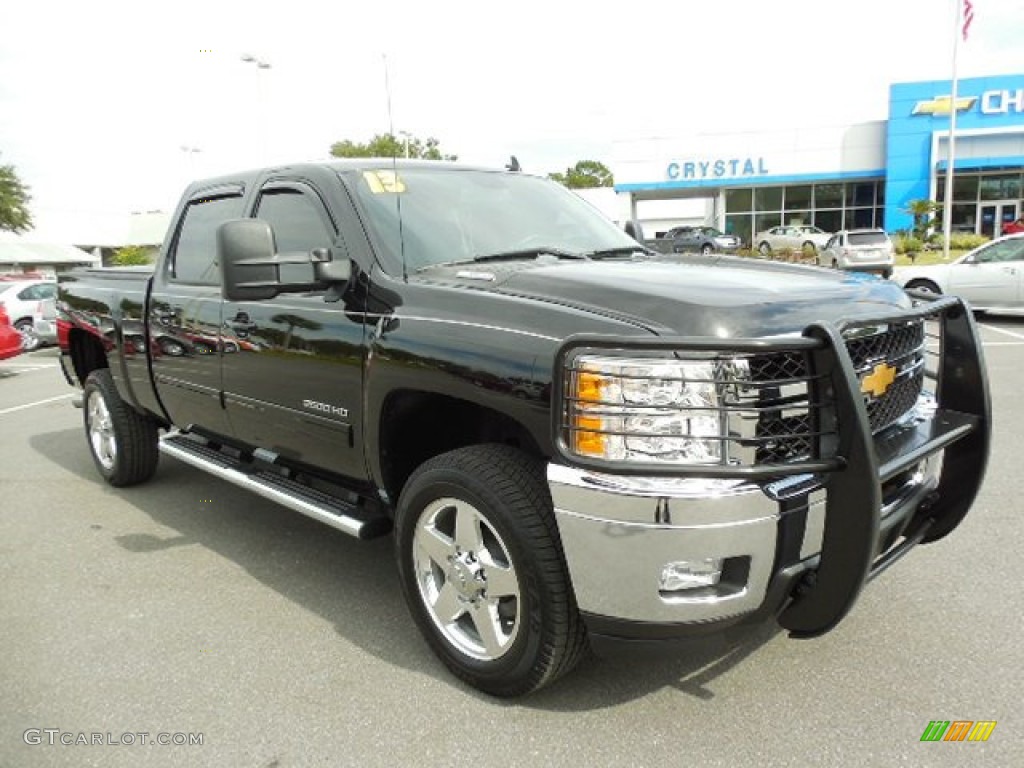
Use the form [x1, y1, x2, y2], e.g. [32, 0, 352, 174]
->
[382, 53, 408, 282]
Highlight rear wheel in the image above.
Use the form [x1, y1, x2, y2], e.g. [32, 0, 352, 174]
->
[83, 368, 159, 487]
[905, 279, 941, 296]
[758, 242, 771, 255]
[700, 243, 713, 256]
[15, 319, 41, 351]
[802, 241, 817, 257]
[395, 444, 587, 696]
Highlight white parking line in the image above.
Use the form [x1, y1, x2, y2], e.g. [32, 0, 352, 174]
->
[0, 364, 61, 374]
[979, 323, 1024, 341]
[0, 393, 76, 416]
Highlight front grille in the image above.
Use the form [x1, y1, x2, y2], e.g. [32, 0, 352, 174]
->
[847, 321, 925, 433]
[751, 320, 926, 462]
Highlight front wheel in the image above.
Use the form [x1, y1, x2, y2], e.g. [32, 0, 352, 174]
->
[83, 369, 159, 487]
[395, 444, 587, 696]
[700, 243, 713, 256]
[758, 241, 772, 255]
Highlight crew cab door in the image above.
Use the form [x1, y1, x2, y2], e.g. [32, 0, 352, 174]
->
[149, 185, 245, 437]
[221, 179, 369, 481]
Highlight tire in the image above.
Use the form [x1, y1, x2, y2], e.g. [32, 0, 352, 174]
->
[395, 444, 587, 696]
[758, 242, 771, 255]
[905, 279, 941, 296]
[15, 319, 41, 352]
[802, 241, 817, 256]
[83, 369, 159, 487]
[700, 243, 713, 256]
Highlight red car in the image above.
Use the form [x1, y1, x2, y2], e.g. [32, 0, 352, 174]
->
[0, 305, 23, 360]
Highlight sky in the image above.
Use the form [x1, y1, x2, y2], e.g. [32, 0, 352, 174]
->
[1, 0, 1022, 242]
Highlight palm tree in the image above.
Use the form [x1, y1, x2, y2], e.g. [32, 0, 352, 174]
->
[904, 199, 939, 241]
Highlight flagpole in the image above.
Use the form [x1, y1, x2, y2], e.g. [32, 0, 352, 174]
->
[941, 0, 962, 262]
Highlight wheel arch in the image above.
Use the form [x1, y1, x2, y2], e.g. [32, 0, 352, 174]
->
[377, 390, 546, 509]
[67, 327, 109, 386]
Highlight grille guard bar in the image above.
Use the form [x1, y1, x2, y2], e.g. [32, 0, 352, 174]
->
[552, 295, 991, 638]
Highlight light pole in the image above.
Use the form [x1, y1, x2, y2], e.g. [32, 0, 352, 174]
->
[240, 54, 272, 162]
[398, 130, 412, 159]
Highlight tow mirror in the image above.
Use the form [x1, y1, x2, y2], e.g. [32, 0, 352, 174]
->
[218, 220, 353, 302]
[218, 219, 280, 301]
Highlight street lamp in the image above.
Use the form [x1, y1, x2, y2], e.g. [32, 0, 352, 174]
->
[240, 54, 272, 161]
[179, 145, 202, 182]
[398, 130, 412, 159]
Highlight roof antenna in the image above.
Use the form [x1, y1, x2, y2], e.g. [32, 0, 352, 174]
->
[383, 53, 408, 282]
[506, 155, 521, 172]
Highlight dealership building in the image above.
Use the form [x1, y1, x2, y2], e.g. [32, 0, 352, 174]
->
[611, 73, 1024, 244]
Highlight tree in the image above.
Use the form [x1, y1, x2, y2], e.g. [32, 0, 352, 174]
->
[0, 155, 33, 233]
[548, 160, 614, 189]
[904, 199, 939, 241]
[329, 133, 457, 161]
[111, 245, 155, 266]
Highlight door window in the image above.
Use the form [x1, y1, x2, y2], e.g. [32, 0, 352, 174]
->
[169, 194, 245, 284]
[255, 188, 335, 284]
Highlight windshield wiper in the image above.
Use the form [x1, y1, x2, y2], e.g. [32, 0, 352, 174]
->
[584, 245, 656, 259]
[473, 247, 585, 262]
[415, 247, 587, 273]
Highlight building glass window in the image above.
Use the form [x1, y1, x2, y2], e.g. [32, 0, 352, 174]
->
[979, 174, 1017, 200]
[754, 212, 782, 234]
[847, 182, 875, 207]
[754, 187, 782, 211]
[815, 209, 843, 233]
[726, 188, 753, 212]
[953, 175, 979, 201]
[784, 185, 812, 211]
[848, 208, 875, 229]
[815, 183, 843, 208]
[725, 214, 752, 246]
[785, 210, 811, 226]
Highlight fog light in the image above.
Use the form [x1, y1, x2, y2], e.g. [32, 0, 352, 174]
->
[659, 558, 723, 591]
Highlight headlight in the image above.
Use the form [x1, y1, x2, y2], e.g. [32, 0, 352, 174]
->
[566, 355, 741, 465]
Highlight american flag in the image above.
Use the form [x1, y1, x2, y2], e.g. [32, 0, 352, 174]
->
[962, 0, 975, 41]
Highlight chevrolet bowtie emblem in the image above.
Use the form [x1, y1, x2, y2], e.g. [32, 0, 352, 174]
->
[861, 362, 897, 398]
[912, 95, 977, 116]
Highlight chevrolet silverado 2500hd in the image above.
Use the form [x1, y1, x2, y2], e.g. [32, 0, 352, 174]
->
[58, 160, 990, 696]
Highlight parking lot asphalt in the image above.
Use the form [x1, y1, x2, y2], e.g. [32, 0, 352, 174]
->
[2, 321, 1022, 768]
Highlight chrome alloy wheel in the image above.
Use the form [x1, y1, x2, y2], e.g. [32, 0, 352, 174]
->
[412, 497, 521, 661]
[86, 390, 116, 471]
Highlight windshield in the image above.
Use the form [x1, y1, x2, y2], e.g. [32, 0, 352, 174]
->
[347, 167, 640, 272]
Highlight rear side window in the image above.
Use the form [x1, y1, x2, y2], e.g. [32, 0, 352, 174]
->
[170, 194, 246, 284]
[848, 232, 889, 246]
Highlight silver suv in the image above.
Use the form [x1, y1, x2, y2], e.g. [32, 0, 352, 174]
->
[818, 229, 895, 278]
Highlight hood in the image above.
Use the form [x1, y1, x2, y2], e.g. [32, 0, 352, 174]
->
[424, 255, 912, 337]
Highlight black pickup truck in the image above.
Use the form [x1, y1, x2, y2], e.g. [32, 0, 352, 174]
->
[58, 160, 990, 696]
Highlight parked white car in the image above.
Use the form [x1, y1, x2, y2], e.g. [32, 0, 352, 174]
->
[754, 225, 831, 255]
[818, 229, 895, 278]
[893, 233, 1024, 312]
[0, 278, 58, 351]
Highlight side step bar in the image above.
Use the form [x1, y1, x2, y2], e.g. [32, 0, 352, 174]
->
[159, 433, 391, 540]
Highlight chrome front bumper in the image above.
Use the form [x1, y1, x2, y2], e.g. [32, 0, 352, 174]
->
[549, 458, 939, 630]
